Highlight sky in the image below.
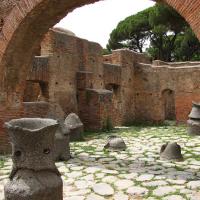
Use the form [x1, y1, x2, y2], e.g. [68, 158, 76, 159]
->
[55, 0, 155, 48]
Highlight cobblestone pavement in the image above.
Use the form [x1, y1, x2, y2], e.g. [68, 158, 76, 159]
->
[1, 125, 200, 199]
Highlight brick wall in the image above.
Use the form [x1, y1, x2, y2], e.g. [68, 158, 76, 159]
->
[78, 89, 113, 131]
[176, 92, 200, 123]
[0, 107, 24, 153]
[0, 0, 200, 153]
[0, 101, 66, 154]
[134, 62, 200, 123]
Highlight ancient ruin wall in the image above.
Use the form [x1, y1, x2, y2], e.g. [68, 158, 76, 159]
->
[134, 63, 200, 123]
[0, 0, 199, 153]
[39, 29, 104, 115]
[0, 0, 199, 110]
[103, 50, 152, 125]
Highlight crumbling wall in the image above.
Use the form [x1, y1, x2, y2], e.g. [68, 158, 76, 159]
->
[39, 29, 104, 117]
[103, 50, 152, 125]
[1, 27, 200, 153]
[134, 62, 200, 123]
[0, 0, 18, 23]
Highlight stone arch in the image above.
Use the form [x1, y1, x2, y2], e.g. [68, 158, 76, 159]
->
[0, 0, 200, 106]
[162, 89, 176, 120]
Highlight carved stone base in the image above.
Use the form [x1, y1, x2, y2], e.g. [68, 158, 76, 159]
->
[187, 119, 200, 135]
[5, 170, 63, 200]
[160, 142, 183, 161]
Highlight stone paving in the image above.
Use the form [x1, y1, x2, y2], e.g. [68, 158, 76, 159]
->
[1, 124, 200, 199]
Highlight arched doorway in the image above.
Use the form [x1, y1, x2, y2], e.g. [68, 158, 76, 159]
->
[162, 89, 176, 120]
[0, 0, 199, 152]
[0, 0, 200, 106]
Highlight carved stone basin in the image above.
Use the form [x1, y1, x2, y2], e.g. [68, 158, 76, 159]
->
[5, 118, 59, 171]
[4, 118, 63, 200]
[188, 102, 200, 120]
[188, 102, 200, 135]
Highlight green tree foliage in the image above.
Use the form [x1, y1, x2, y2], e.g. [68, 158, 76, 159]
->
[107, 3, 200, 62]
[102, 48, 111, 55]
[107, 7, 152, 53]
[174, 28, 200, 61]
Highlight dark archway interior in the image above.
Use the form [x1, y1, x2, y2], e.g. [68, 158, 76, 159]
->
[162, 89, 176, 120]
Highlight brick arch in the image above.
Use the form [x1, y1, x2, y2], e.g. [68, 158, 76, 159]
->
[0, 0, 199, 106]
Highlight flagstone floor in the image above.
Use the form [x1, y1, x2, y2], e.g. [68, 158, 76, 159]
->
[1, 124, 200, 199]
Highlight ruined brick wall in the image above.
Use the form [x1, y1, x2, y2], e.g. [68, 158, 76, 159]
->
[0, 0, 200, 154]
[0, 102, 48, 153]
[103, 63, 121, 125]
[0, 107, 24, 153]
[103, 50, 152, 125]
[78, 89, 113, 131]
[104, 50, 200, 124]
[23, 82, 40, 102]
[34, 30, 140, 129]
[39, 29, 105, 118]
[0, 0, 199, 108]
[0, 101, 65, 153]
[0, 0, 18, 23]
[134, 63, 200, 123]
[174, 66, 200, 123]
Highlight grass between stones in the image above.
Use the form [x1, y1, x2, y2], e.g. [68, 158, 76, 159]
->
[0, 157, 5, 168]
[2, 123, 200, 199]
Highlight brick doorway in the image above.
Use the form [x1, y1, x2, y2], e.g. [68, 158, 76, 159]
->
[162, 89, 176, 120]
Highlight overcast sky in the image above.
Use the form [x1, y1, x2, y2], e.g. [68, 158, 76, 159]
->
[55, 0, 155, 48]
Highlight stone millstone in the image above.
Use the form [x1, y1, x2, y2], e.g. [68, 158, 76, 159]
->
[160, 142, 183, 161]
[4, 170, 63, 200]
[54, 121, 71, 161]
[188, 102, 200, 120]
[187, 119, 200, 135]
[64, 113, 84, 141]
[4, 118, 63, 200]
[104, 135, 126, 151]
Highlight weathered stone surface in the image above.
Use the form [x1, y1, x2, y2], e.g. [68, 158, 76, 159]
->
[187, 119, 200, 135]
[4, 118, 59, 173]
[114, 179, 134, 190]
[187, 181, 200, 189]
[92, 183, 114, 196]
[54, 121, 70, 161]
[86, 193, 105, 200]
[160, 142, 183, 161]
[113, 192, 129, 200]
[53, 27, 76, 36]
[188, 102, 200, 119]
[64, 196, 85, 200]
[1, 125, 200, 199]
[1, 25, 200, 154]
[104, 135, 126, 151]
[136, 174, 154, 181]
[4, 118, 63, 200]
[5, 170, 63, 200]
[65, 113, 84, 141]
[102, 176, 118, 183]
[153, 186, 176, 196]
[163, 195, 184, 200]
[74, 180, 94, 189]
[142, 180, 168, 187]
[126, 186, 148, 196]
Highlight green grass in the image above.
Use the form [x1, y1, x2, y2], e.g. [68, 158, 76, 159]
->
[0, 157, 5, 168]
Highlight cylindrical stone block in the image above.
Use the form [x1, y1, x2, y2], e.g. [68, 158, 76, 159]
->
[188, 102, 200, 120]
[187, 119, 200, 135]
[160, 142, 183, 161]
[4, 118, 63, 200]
